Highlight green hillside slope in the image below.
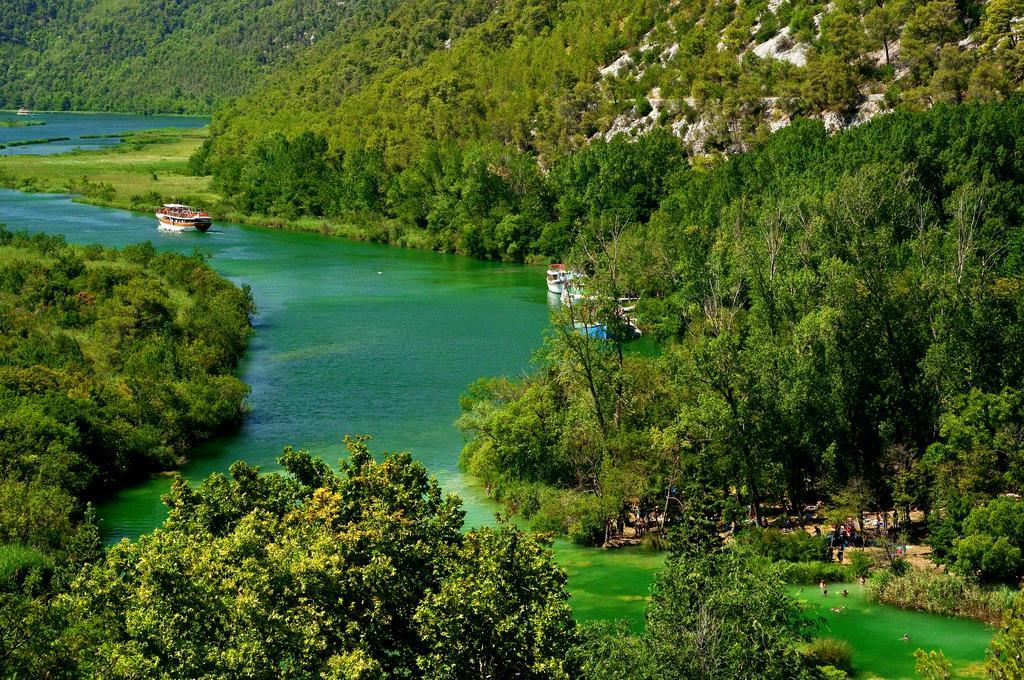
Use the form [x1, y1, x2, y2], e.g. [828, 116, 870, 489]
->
[207, 0, 1024, 163]
[0, 0, 404, 113]
[187, 0, 1023, 262]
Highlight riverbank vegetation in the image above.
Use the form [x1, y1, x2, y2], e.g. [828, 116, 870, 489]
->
[0, 118, 45, 128]
[0, 127, 218, 211]
[0, 226, 258, 674]
[457, 97, 1024, 588]
[0, 135, 70, 150]
[866, 567, 1018, 624]
[0, 227, 253, 553]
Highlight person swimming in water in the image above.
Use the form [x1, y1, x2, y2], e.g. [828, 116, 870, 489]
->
[842, 589, 849, 597]
[901, 633, 909, 641]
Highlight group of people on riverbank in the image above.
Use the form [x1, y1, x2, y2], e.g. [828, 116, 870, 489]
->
[605, 504, 666, 541]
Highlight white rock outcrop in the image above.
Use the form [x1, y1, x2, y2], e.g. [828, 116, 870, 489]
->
[751, 27, 809, 66]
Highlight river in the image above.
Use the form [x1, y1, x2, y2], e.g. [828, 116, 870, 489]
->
[0, 111, 208, 155]
[0, 115, 994, 677]
[0, 187, 664, 626]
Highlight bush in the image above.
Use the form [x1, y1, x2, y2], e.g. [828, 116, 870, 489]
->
[529, 489, 608, 546]
[0, 544, 53, 592]
[865, 567, 1017, 623]
[778, 561, 854, 585]
[847, 549, 874, 577]
[642, 532, 670, 552]
[497, 480, 542, 519]
[735, 527, 828, 562]
[803, 638, 854, 675]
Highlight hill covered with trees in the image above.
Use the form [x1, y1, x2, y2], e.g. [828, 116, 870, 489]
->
[0, 0, 409, 113]
[207, 0, 1024, 161]
[178, 0, 1024, 260]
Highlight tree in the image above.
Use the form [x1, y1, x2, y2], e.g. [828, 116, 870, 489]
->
[414, 525, 577, 679]
[802, 53, 861, 113]
[641, 547, 814, 679]
[951, 496, 1024, 583]
[980, 0, 1024, 51]
[988, 593, 1024, 678]
[901, 1, 963, 82]
[57, 439, 576, 677]
[929, 45, 973, 103]
[865, 5, 899, 66]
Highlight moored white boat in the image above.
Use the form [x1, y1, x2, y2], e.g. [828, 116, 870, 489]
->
[16, 107, 30, 116]
[156, 204, 212, 232]
[546, 263, 575, 294]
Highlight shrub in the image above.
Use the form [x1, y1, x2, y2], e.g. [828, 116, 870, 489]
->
[642, 532, 670, 552]
[803, 637, 854, 675]
[865, 567, 1017, 623]
[734, 526, 828, 562]
[847, 549, 874, 577]
[778, 561, 854, 584]
[530, 489, 608, 546]
[499, 480, 542, 519]
[0, 543, 53, 592]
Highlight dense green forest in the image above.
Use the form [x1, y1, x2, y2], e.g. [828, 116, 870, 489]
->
[189, 0, 1023, 258]
[208, 0, 1024, 161]
[456, 98, 1024, 587]
[0, 0, 407, 113]
[0, 227, 253, 561]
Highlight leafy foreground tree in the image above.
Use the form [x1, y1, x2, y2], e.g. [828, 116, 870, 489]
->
[989, 593, 1024, 679]
[573, 525, 818, 679]
[51, 437, 576, 679]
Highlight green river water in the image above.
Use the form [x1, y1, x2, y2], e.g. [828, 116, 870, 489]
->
[793, 584, 992, 679]
[0, 115, 997, 677]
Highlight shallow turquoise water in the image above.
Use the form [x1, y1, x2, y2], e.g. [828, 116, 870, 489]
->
[0, 111, 208, 155]
[0, 189, 547, 530]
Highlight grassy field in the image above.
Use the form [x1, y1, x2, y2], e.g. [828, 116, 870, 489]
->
[0, 128, 219, 212]
[0, 128, 444, 250]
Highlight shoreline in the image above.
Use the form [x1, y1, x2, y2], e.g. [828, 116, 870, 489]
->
[0, 109, 211, 118]
[0, 127, 549, 264]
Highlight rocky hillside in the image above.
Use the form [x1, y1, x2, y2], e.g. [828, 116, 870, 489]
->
[205, 0, 1023, 163]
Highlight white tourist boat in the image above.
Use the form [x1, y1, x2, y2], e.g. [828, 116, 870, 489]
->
[16, 107, 30, 116]
[546, 263, 575, 294]
[156, 204, 212, 232]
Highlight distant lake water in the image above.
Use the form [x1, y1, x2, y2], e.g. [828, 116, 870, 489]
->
[0, 111, 208, 155]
